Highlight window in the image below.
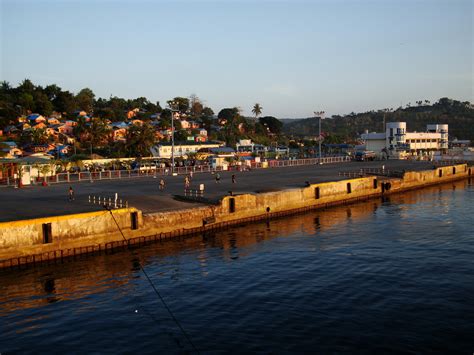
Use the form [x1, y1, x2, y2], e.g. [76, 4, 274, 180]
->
[347, 182, 352, 194]
[229, 198, 235, 213]
[42, 223, 52, 243]
[315, 187, 320, 199]
[131, 212, 138, 230]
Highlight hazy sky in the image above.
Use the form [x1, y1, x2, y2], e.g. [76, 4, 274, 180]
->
[1, 0, 472, 118]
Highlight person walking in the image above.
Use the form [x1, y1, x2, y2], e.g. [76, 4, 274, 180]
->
[184, 175, 190, 189]
[159, 178, 165, 190]
[215, 173, 220, 184]
[189, 170, 194, 179]
[68, 186, 75, 201]
[231, 174, 236, 184]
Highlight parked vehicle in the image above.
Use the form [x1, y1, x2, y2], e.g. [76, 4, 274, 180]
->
[355, 150, 376, 161]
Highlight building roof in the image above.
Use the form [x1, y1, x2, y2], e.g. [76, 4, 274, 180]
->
[361, 133, 385, 140]
[209, 147, 235, 153]
[27, 114, 42, 121]
[3, 141, 17, 148]
[111, 121, 129, 128]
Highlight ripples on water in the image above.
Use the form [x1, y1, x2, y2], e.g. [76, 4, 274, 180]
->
[1, 180, 473, 353]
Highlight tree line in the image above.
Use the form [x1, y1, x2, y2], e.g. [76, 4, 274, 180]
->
[283, 98, 474, 145]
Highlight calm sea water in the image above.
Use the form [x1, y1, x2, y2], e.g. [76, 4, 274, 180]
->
[1, 179, 473, 354]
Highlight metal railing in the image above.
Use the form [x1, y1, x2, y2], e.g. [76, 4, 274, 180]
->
[88, 194, 128, 209]
[184, 188, 204, 197]
[338, 168, 405, 178]
[0, 156, 351, 187]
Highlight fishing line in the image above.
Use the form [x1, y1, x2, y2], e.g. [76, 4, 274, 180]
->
[105, 206, 200, 354]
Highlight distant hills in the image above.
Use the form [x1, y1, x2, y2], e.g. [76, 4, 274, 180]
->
[282, 98, 474, 144]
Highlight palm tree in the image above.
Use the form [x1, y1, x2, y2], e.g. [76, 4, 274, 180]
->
[29, 128, 48, 145]
[252, 103, 262, 121]
[90, 118, 111, 147]
[126, 123, 156, 157]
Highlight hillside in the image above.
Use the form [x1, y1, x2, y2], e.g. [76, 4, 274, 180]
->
[283, 98, 474, 144]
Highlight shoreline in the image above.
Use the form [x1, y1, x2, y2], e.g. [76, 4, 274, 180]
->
[0, 163, 471, 269]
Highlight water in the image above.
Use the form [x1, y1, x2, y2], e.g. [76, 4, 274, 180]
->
[1, 179, 473, 353]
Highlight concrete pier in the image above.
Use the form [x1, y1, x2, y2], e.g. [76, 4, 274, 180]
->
[0, 161, 471, 268]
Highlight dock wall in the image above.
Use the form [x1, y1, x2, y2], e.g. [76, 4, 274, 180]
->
[0, 164, 471, 268]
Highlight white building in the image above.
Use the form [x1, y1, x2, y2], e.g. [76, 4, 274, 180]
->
[361, 122, 448, 159]
[151, 142, 223, 159]
[236, 139, 268, 154]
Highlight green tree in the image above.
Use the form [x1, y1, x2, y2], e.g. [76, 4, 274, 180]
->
[18, 93, 35, 112]
[74, 116, 90, 142]
[126, 122, 156, 157]
[23, 128, 48, 145]
[89, 118, 111, 147]
[34, 91, 53, 116]
[44, 84, 62, 101]
[189, 94, 203, 118]
[167, 97, 189, 114]
[75, 88, 95, 113]
[53, 90, 75, 115]
[18, 79, 35, 95]
[174, 129, 190, 141]
[259, 116, 282, 135]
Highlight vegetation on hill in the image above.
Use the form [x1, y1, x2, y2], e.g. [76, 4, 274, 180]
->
[283, 98, 474, 144]
[0, 79, 289, 156]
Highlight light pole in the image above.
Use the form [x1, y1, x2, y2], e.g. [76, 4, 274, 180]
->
[314, 111, 325, 160]
[169, 101, 177, 174]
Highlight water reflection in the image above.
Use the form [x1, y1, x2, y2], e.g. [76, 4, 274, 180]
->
[0, 179, 470, 318]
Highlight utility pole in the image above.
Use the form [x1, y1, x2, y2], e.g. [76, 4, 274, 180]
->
[169, 101, 177, 174]
[314, 111, 325, 160]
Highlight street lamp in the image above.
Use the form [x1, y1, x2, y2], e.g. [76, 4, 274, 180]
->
[314, 111, 325, 160]
[169, 101, 178, 174]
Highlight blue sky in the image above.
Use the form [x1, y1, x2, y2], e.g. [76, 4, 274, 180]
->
[1, 0, 472, 118]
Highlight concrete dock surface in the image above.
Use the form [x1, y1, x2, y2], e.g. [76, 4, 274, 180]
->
[0, 160, 436, 222]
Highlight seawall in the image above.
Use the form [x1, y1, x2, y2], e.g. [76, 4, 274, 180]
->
[0, 163, 471, 268]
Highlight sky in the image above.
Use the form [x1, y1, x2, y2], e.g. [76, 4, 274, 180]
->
[1, 0, 472, 118]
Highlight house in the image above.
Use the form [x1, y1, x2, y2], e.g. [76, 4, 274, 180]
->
[199, 128, 208, 136]
[47, 144, 70, 157]
[64, 120, 77, 127]
[131, 119, 143, 126]
[18, 122, 31, 130]
[236, 139, 268, 154]
[58, 124, 74, 135]
[4, 125, 20, 136]
[112, 128, 128, 142]
[151, 142, 224, 159]
[188, 121, 200, 129]
[1, 141, 23, 158]
[33, 122, 47, 130]
[127, 108, 140, 119]
[48, 117, 60, 125]
[74, 110, 88, 117]
[27, 114, 46, 124]
[194, 135, 207, 143]
[180, 120, 191, 129]
[45, 127, 59, 138]
[111, 121, 129, 129]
